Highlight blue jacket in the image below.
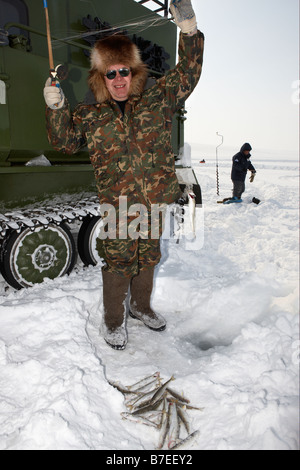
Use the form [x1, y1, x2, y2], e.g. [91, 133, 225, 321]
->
[231, 144, 256, 182]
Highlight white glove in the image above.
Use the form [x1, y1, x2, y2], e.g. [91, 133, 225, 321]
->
[169, 0, 197, 34]
[43, 77, 65, 109]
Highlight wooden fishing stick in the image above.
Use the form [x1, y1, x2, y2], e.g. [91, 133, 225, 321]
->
[43, 0, 60, 107]
[43, 0, 55, 75]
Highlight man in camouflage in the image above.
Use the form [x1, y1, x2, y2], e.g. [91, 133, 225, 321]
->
[44, 0, 204, 350]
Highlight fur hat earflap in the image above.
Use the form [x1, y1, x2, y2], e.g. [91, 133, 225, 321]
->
[88, 34, 148, 104]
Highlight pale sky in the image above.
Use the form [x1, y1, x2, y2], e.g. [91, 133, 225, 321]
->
[184, 0, 299, 155]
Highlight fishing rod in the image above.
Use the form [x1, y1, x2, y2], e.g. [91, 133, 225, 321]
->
[43, 0, 55, 79]
[43, 0, 67, 104]
[216, 132, 224, 196]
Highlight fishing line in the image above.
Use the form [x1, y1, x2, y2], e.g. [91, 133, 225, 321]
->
[53, 15, 170, 43]
[51, 14, 173, 49]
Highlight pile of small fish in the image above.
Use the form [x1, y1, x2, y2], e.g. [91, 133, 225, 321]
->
[109, 372, 203, 450]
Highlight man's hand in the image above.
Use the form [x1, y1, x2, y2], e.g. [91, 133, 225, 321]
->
[43, 77, 65, 109]
[250, 172, 256, 183]
[169, 0, 197, 35]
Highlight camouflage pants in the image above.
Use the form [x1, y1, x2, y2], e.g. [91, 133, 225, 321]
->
[96, 203, 165, 277]
[97, 237, 161, 278]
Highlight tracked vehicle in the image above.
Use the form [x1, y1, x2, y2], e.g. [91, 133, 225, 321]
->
[0, 0, 201, 289]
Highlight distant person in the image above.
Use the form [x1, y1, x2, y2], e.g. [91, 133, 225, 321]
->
[225, 143, 256, 203]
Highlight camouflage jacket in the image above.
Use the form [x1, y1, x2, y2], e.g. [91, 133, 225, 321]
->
[46, 31, 204, 209]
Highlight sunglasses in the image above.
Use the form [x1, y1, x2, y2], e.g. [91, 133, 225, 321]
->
[105, 68, 131, 80]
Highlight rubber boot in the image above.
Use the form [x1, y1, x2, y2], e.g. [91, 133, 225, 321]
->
[102, 270, 130, 350]
[129, 267, 166, 331]
[224, 196, 242, 204]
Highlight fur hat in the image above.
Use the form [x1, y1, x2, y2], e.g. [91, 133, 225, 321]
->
[88, 34, 148, 103]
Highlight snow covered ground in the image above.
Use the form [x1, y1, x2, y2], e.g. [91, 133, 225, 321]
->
[0, 149, 299, 450]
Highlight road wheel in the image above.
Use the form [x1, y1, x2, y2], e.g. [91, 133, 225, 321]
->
[77, 216, 103, 266]
[0, 223, 76, 289]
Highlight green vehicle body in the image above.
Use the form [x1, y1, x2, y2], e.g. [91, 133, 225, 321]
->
[0, 0, 201, 289]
